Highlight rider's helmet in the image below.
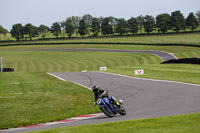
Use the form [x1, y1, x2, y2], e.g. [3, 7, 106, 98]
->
[119, 99, 123, 105]
[92, 85, 100, 93]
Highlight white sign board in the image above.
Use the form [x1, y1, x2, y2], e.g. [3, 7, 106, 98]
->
[100, 66, 107, 71]
[135, 69, 144, 75]
[81, 70, 87, 72]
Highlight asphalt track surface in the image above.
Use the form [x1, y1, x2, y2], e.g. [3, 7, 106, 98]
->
[6, 72, 200, 133]
[11, 48, 177, 61]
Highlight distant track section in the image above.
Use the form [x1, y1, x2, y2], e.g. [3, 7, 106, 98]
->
[11, 48, 177, 61]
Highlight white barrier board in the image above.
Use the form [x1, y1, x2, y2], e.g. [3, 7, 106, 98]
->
[135, 69, 144, 75]
[100, 66, 107, 71]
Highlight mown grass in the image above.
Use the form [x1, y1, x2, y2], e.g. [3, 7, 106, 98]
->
[1, 44, 200, 58]
[27, 113, 200, 133]
[0, 72, 99, 129]
[1, 33, 200, 45]
[0, 51, 161, 72]
[107, 64, 200, 85]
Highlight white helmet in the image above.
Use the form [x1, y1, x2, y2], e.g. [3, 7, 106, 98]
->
[119, 99, 123, 105]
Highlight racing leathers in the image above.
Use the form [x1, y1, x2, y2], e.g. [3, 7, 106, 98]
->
[93, 88, 120, 107]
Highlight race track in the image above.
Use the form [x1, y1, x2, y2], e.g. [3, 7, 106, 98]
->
[6, 72, 200, 133]
[2, 49, 199, 133]
[12, 48, 177, 61]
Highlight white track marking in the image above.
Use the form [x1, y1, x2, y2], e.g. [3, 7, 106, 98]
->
[47, 72, 92, 91]
[99, 72, 200, 87]
[168, 53, 178, 59]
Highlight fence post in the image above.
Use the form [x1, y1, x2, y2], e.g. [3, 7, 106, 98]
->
[0, 57, 2, 72]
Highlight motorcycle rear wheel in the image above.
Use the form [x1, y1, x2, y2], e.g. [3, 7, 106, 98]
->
[101, 106, 114, 117]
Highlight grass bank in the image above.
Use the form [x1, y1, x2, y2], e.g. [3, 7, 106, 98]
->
[0, 72, 98, 129]
[1, 33, 200, 45]
[107, 64, 200, 85]
[28, 113, 200, 133]
[0, 51, 161, 72]
[0, 44, 200, 58]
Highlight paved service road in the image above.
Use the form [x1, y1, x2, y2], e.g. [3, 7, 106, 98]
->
[9, 72, 200, 133]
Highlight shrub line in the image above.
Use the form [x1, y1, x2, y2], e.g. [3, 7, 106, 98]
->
[1, 42, 200, 47]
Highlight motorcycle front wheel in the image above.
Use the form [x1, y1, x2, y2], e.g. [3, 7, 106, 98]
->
[101, 106, 114, 117]
[119, 106, 126, 115]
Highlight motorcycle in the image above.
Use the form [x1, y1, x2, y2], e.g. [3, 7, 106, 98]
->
[94, 95, 126, 117]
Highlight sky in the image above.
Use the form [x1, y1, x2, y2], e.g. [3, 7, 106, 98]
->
[0, 0, 199, 31]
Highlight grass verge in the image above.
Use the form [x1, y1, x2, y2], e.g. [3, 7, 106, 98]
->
[107, 64, 200, 85]
[0, 51, 161, 72]
[27, 113, 200, 133]
[0, 44, 200, 58]
[0, 72, 99, 129]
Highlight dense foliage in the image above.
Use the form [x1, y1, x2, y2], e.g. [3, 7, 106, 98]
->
[7, 10, 200, 41]
[0, 25, 8, 34]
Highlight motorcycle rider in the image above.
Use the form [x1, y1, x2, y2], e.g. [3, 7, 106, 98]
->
[92, 85, 120, 108]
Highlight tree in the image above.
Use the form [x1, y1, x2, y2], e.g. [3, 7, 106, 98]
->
[102, 17, 114, 36]
[98, 16, 104, 36]
[0, 25, 8, 34]
[24, 23, 38, 40]
[0, 25, 8, 38]
[65, 18, 75, 38]
[10, 23, 24, 41]
[143, 15, 155, 34]
[91, 17, 100, 37]
[195, 10, 200, 22]
[51, 22, 61, 38]
[38, 25, 49, 39]
[115, 18, 128, 35]
[127, 17, 139, 34]
[156, 13, 171, 33]
[136, 15, 144, 34]
[78, 19, 86, 37]
[82, 14, 93, 36]
[109, 16, 118, 32]
[70, 16, 81, 37]
[186, 12, 199, 31]
[60, 21, 66, 37]
[170, 10, 186, 32]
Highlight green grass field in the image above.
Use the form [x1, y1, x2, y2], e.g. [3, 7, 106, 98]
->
[0, 51, 161, 72]
[0, 42, 200, 131]
[107, 64, 200, 84]
[1, 33, 200, 45]
[0, 72, 99, 129]
[28, 113, 200, 133]
[1, 44, 200, 59]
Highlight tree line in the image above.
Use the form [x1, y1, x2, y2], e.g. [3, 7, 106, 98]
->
[4, 10, 200, 41]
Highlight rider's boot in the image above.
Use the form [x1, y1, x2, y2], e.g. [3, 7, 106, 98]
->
[110, 96, 121, 108]
[116, 101, 121, 108]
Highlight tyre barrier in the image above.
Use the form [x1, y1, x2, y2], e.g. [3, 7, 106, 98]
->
[1, 68, 14, 72]
[162, 58, 200, 64]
